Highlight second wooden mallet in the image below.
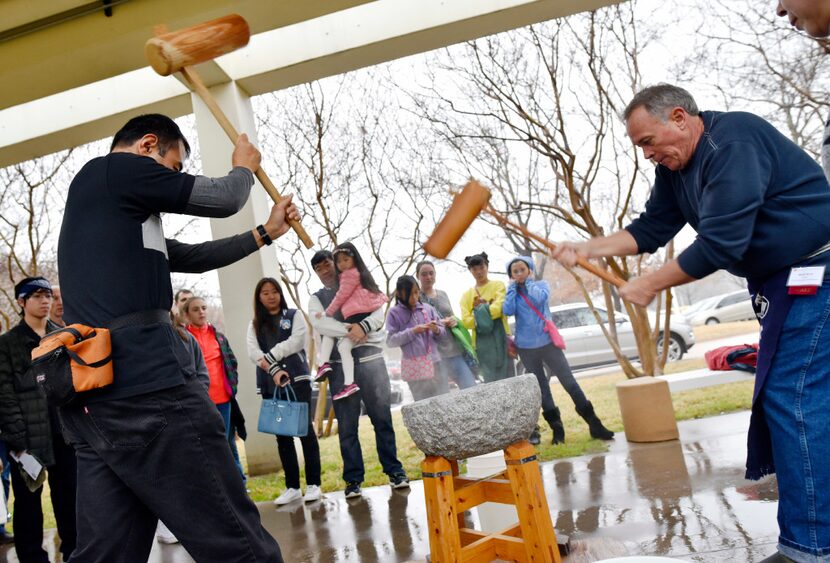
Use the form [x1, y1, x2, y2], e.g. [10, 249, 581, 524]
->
[424, 180, 625, 288]
[145, 14, 314, 249]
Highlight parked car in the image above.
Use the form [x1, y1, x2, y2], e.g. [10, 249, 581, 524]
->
[386, 360, 401, 380]
[385, 360, 404, 404]
[683, 290, 755, 326]
[389, 378, 405, 405]
[513, 302, 695, 371]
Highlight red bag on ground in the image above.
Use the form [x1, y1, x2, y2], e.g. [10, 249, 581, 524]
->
[704, 343, 759, 373]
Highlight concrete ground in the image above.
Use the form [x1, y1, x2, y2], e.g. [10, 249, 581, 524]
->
[2, 409, 781, 562]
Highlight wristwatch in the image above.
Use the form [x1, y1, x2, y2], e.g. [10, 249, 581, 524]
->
[256, 224, 273, 246]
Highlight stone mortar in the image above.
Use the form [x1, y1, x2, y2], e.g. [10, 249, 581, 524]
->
[401, 374, 541, 460]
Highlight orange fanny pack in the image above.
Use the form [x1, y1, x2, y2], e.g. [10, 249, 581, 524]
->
[31, 324, 113, 406]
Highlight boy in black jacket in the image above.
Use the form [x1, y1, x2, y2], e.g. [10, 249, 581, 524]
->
[0, 277, 76, 563]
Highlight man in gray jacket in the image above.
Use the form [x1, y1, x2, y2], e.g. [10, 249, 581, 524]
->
[57, 114, 298, 563]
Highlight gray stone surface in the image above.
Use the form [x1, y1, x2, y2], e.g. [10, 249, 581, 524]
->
[401, 374, 541, 459]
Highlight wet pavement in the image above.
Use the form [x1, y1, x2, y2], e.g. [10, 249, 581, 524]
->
[0, 410, 780, 562]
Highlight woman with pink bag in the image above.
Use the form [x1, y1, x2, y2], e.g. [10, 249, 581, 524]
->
[385, 276, 448, 401]
[502, 255, 614, 445]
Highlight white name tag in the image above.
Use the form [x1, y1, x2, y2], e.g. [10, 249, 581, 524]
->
[786, 266, 825, 287]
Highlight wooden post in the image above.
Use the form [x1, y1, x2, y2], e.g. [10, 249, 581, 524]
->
[422, 456, 463, 562]
[616, 377, 679, 442]
[324, 406, 336, 437]
[314, 380, 329, 436]
[503, 441, 560, 563]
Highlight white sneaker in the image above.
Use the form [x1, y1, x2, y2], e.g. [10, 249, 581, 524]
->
[156, 520, 178, 544]
[273, 488, 302, 506]
[303, 485, 323, 503]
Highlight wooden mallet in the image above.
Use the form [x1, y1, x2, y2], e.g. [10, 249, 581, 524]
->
[145, 14, 314, 249]
[424, 180, 625, 288]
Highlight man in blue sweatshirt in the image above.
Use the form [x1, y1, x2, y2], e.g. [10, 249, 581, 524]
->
[553, 84, 830, 563]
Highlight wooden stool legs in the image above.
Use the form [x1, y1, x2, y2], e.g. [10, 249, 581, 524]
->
[421, 440, 560, 563]
[423, 456, 463, 561]
[504, 441, 560, 563]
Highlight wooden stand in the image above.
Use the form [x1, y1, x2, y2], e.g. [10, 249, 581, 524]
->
[422, 440, 561, 563]
[616, 377, 679, 442]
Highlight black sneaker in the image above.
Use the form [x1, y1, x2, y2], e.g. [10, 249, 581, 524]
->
[344, 482, 362, 499]
[390, 474, 410, 489]
[0, 530, 13, 544]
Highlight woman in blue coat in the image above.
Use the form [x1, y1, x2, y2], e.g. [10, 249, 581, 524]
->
[502, 256, 613, 444]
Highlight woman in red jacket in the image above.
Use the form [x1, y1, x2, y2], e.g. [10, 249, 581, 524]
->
[183, 296, 245, 481]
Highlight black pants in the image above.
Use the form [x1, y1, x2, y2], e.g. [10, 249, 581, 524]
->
[518, 343, 589, 413]
[272, 381, 321, 489]
[329, 346, 405, 484]
[60, 377, 282, 563]
[11, 412, 77, 563]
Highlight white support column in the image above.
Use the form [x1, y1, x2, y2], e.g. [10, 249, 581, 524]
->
[191, 81, 281, 476]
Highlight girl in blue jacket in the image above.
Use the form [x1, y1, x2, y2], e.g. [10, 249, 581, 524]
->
[503, 256, 613, 444]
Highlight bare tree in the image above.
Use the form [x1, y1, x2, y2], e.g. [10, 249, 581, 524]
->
[256, 71, 442, 314]
[410, 4, 675, 376]
[0, 150, 73, 329]
[677, 0, 830, 159]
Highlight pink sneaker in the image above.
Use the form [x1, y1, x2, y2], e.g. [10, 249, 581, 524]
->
[314, 363, 332, 382]
[333, 383, 360, 401]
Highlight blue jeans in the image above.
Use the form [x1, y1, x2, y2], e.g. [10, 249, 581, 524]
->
[216, 400, 245, 482]
[329, 346, 405, 484]
[763, 282, 830, 562]
[439, 355, 477, 390]
[60, 377, 282, 562]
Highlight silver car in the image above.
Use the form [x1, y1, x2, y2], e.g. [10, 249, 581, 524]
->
[683, 290, 755, 326]
[541, 303, 696, 369]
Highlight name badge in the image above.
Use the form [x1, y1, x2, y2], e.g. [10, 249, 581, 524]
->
[786, 266, 825, 295]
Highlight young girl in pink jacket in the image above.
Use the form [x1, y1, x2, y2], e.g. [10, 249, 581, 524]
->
[315, 242, 387, 400]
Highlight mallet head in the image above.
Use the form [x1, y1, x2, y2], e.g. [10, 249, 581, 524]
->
[145, 14, 250, 76]
[424, 180, 492, 259]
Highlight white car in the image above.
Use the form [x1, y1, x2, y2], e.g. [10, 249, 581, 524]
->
[683, 290, 755, 326]
[514, 303, 696, 370]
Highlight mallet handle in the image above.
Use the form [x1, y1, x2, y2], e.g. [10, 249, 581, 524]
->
[180, 66, 314, 249]
[484, 205, 625, 288]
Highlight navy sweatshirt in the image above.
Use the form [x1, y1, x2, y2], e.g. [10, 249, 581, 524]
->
[626, 111, 830, 282]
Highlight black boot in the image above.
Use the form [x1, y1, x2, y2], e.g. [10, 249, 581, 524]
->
[543, 408, 565, 445]
[576, 401, 614, 440]
[528, 424, 541, 445]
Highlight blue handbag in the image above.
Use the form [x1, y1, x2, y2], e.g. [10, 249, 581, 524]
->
[257, 385, 308, 437]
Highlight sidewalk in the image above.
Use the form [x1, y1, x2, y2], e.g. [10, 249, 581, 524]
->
[2, 410, 778, 562]
[148, 410, 782, 562]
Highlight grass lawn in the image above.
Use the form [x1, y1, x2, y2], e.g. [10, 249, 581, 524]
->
[24, 322, 758, 529]
[247, 357, 754, 502]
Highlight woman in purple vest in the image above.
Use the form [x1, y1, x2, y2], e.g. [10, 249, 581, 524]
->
[246, 278, 322, 506]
